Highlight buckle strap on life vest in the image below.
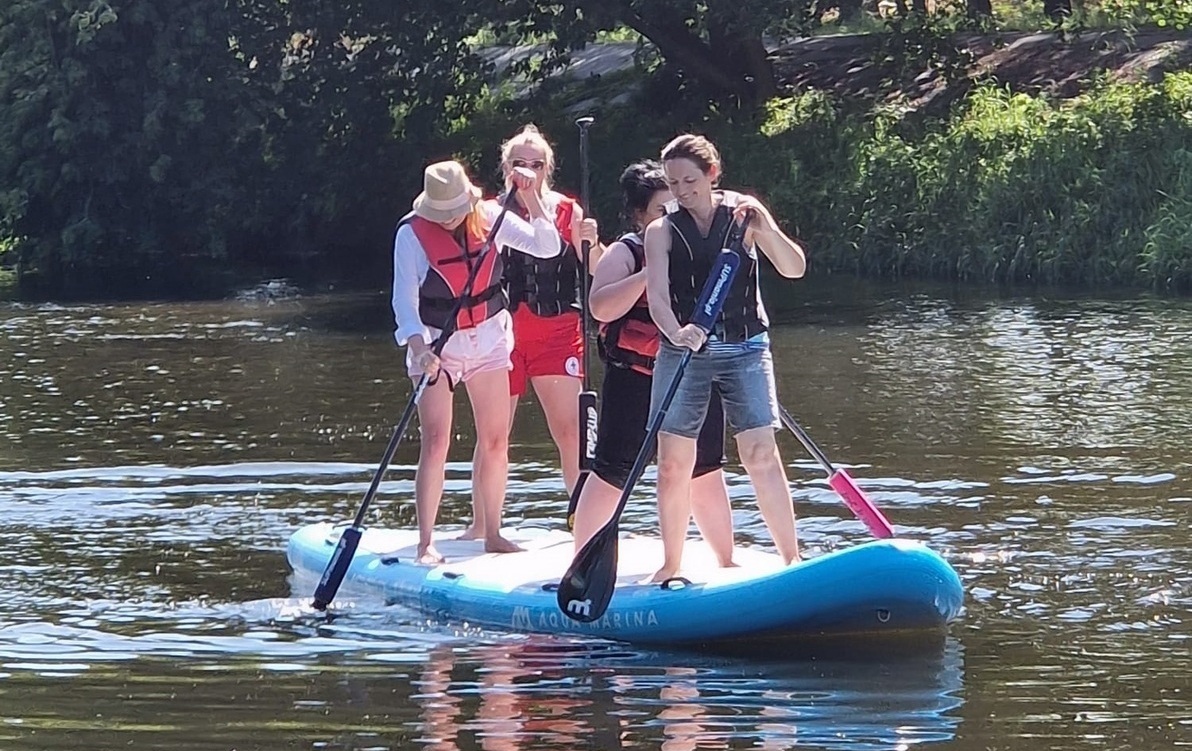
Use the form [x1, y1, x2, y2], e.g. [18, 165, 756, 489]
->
[420, 282, 503, 314]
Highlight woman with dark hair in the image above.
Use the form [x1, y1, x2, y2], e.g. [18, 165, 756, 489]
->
[644, 134, 807, 583]
[570, 160, 734, 567]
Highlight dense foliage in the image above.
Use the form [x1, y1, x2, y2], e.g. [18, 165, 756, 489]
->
[2, 0, 1192, 298]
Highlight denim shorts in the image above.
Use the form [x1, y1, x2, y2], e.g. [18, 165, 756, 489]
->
[649, 340, 780, 439]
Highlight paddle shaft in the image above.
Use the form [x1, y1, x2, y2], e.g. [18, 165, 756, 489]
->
[568, 116, 597, 528]
[777, 404, 895, 539]
[576, 116, 597, 476]
[312, 189, 519, 610]
[577, 116, 594, 391]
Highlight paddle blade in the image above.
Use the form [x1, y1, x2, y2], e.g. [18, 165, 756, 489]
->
[827, 470, 896, 539]
[312, 526, 362, 611]
[557, 523, 619, 623]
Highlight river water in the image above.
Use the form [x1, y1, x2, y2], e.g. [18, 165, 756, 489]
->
[0, 279, 1188, 750]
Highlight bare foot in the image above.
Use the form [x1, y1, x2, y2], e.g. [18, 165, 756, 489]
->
[416, 544, 445, 565]
[456, 525, 483, 541]
[484, 535, 523, 554]
[647, 566, 679, 584]
[718, 559, 740, 569]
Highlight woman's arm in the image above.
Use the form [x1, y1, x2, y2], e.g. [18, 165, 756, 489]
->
[733, 195, 806, 279]
[570, 203, 606, 272]
[391, 224, 432, 348]
[589, 241, 645, 323]
[486, 200, 561, 259]
[644, 218, 684, 343]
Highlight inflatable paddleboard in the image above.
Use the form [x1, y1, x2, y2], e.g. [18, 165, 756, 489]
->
[287, 523, 964, 646]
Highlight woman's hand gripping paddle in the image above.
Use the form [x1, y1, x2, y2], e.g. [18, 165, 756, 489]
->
[312, 189, 520, 612]
[556, 223, 746, 624]
[569, 115, 598, 530]
[777, 405, 895, 539]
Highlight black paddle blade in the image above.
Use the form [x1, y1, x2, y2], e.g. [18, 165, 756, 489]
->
[557, 522, 619, 623]
[312, 525, 362, 611]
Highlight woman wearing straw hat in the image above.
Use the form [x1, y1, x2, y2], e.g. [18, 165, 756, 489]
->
[392, 160, 560, 564]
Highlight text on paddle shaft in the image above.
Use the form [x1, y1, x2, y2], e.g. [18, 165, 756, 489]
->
[703, 262, 733, 319]
[512, 605, 659, 631]
[584, 404, 598, 460]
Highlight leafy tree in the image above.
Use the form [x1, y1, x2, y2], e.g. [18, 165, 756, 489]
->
[483, 0, 819, 108]
[0, 0, 269, 296]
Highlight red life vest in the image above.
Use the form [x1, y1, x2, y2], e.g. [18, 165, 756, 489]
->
[598, 234, 659, 375]
[411, 215, 505, 331]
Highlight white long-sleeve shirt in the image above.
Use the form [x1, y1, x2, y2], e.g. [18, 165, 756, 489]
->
[391, 200, 560, 347]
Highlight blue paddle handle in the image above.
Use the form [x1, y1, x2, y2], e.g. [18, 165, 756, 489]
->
[689, 250, 741, 333]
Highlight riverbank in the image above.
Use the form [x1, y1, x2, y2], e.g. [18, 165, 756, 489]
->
[495, 26, 1192, 292]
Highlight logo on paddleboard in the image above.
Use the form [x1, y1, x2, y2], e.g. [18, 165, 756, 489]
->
[565, 356, 581, 377]
[565, 598, 592, 618]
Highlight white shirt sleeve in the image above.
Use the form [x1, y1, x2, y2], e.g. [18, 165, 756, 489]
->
[392, 223, 432, 347]
[483, 199, 560, 258]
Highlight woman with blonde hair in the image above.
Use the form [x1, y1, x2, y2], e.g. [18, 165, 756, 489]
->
[490, 124, 600, 502]
[392, 160, 560, 563]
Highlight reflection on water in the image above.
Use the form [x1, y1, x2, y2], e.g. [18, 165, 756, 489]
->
[2, 282, 1191, 750]
[399, 637, 964, 751]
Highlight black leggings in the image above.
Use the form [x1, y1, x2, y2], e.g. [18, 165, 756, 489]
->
[591, 364, 726, 490]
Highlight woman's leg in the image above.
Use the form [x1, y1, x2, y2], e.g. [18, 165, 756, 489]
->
[530, 375, 582, 494]
[735, 426, 800, 564]
[690, 471, 735, 567]
[691, 385, 734, 567]
[460, 391, 520, 542]
[571, 473, 622, 553]
[652, 432, 698, 582]
[415, 375, 454, 564]
[574, 365, 650, 553]
[465, 368, 521, 553]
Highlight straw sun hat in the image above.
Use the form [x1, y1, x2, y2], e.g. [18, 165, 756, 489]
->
[412, 161, 482, 223]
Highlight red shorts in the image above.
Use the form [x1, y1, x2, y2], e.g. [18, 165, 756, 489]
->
[509, 306, 583, 396]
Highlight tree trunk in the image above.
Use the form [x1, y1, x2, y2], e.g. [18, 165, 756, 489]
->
[966, 0, 993, 16]
[627, 13, 775, 107]
[1043, 0, 1072, 20]
[838, 0, 864, 22]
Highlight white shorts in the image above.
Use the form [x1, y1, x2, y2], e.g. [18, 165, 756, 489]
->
[406, 310, 514, 384]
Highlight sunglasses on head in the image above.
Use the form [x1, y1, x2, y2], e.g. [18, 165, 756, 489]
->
[511, 159, 547, 170]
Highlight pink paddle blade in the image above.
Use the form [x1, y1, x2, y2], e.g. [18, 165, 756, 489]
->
[828, 470, 895, 539]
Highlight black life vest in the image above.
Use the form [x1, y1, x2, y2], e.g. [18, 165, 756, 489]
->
[399, 212, 506, 331]
[502, 192, 580, 317]
[665, 191, 767, 342]
[598, 234, 658, 375]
